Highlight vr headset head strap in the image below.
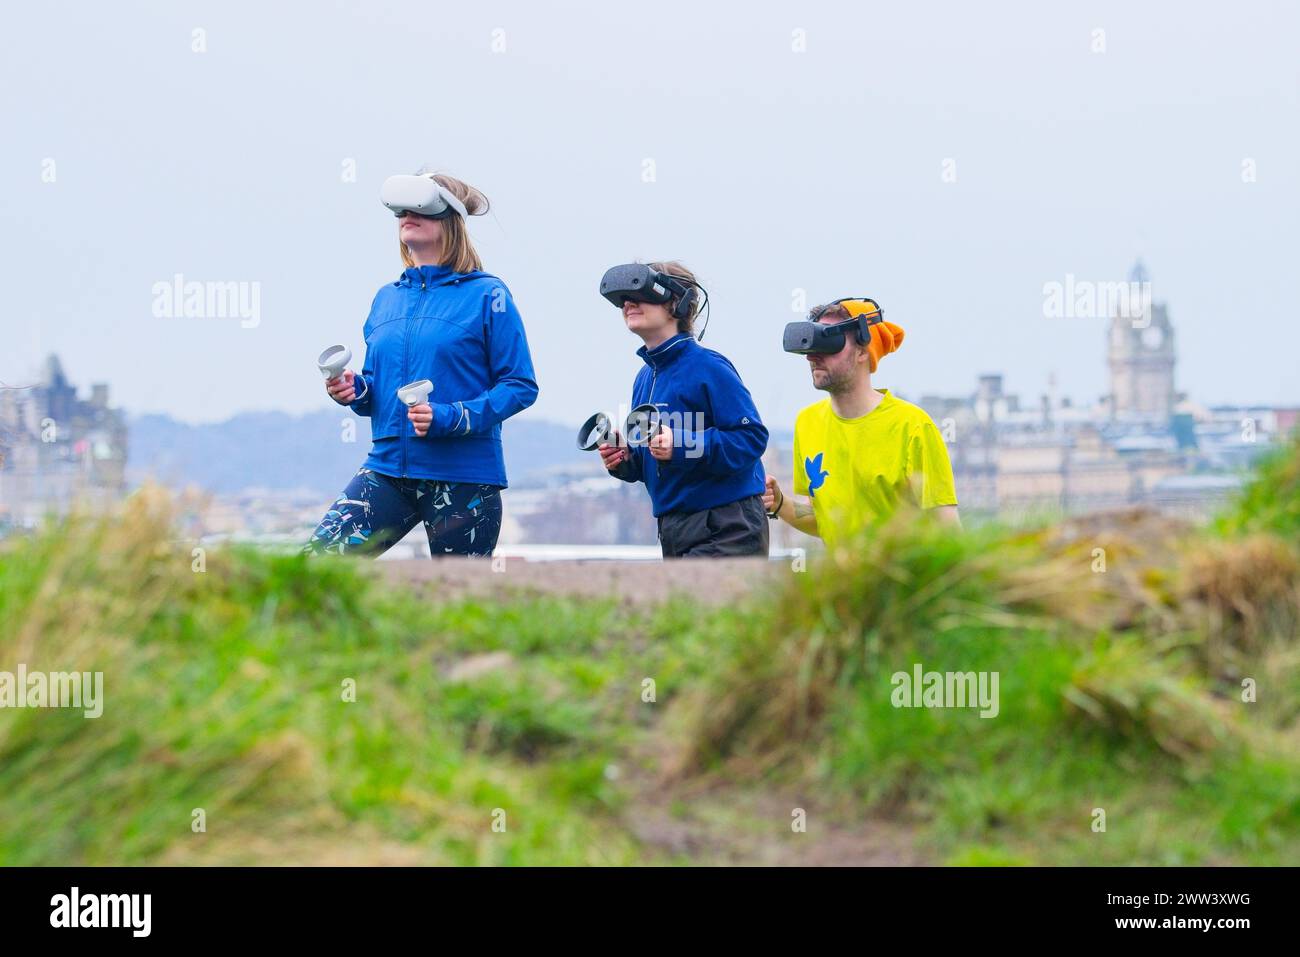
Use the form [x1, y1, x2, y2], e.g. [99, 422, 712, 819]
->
[419, 173, 469, 219]
[811, 297, 883, 344]
[654, 271, 700, 322]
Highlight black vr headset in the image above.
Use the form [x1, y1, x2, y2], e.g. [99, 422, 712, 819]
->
[782, 297, 884, 355]
[599, 263, 709, 338]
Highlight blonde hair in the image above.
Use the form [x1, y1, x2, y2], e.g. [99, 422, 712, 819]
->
[648, 260, 703, 334]
[399, 172, 490, 274]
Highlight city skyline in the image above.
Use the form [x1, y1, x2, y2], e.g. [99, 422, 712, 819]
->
[4, 277, 1292, 541]
[9, 261, 1291, 434]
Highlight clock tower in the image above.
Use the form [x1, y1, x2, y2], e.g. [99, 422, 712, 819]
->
[1107, 260, 1176, 421]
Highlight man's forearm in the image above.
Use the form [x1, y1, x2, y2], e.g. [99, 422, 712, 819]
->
[779, 494, 821, 537]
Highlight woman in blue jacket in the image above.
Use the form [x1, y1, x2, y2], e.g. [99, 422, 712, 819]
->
[306, 170, 538, 558]
[597, 261, 770, 558]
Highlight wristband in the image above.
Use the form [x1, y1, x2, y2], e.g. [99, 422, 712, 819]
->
[767, 488, 784, 519]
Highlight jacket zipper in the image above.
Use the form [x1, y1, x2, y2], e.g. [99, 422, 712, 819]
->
[400, 278, 427, 478]
[648, 359, 662, 478]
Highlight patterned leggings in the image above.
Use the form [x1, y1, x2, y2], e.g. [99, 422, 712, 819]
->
[304, 468, 503, 558]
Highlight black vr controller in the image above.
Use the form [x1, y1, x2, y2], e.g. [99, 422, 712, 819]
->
[782, 298, 884, 355]
[577, 404, 662, 451]
[576, 412, 613, 451]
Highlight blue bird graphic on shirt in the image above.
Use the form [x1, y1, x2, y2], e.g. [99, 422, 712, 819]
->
[804, 453, 829, 497]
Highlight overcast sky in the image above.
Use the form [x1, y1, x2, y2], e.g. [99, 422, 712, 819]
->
[2, 0, 1296, 429]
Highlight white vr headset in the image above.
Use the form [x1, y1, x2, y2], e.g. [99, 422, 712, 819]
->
[381, 174, 468, 220]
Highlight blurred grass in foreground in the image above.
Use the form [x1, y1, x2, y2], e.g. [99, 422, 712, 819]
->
[0, 488, 719, 865]
[1, 436, 1297, 865]
[672, 435, 1300, 865]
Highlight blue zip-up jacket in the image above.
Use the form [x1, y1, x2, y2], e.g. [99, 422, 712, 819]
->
[348, 263, 538, 487]
[611, 333, 768, 516]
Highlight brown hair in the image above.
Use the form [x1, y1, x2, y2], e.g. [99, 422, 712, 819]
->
[399, 172, 490, 274]
[648, 260, 703, 334]
[809, 302, 851, 322]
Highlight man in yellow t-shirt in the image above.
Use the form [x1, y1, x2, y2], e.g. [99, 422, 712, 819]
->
[763, 297, 959, 547]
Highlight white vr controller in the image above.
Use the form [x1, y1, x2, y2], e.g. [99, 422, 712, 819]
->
[318, 346, 433, 410]
[397, 379, 433, 408]
[317, 344, 351, 380]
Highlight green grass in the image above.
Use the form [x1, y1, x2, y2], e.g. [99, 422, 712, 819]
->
[0, 495, 698, 864]
[669, 477, 1300, 865]
[1217, 432, 1300, 540]
[2, 439, 1299, 865]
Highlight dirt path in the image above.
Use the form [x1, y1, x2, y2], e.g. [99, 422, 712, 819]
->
[373, 556, 785, 606]
[626, 782, 928, 866]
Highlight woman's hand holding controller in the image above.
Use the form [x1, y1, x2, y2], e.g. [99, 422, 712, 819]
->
[326, 370, 356, 405]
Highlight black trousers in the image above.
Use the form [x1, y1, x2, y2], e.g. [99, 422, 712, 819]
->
[656, 494, 770, 559]
[304, 468, 503, 558]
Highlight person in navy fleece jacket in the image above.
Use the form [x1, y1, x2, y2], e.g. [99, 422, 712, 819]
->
[598, 261, 770, 558]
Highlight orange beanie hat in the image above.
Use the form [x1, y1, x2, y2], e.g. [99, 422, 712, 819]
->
[841, 299, 905, 372]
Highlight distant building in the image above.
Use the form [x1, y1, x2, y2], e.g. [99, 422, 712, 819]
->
[0, 355, 127, 526]
[505, 471, 659, 547]
[1106, 259, 1179, 421]
[910, 261, 1295, 522]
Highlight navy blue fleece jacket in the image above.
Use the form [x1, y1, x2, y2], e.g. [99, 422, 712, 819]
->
[611, 333, 768, 516]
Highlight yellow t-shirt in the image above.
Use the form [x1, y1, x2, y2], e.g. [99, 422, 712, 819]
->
[792, 389, 958, 547]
